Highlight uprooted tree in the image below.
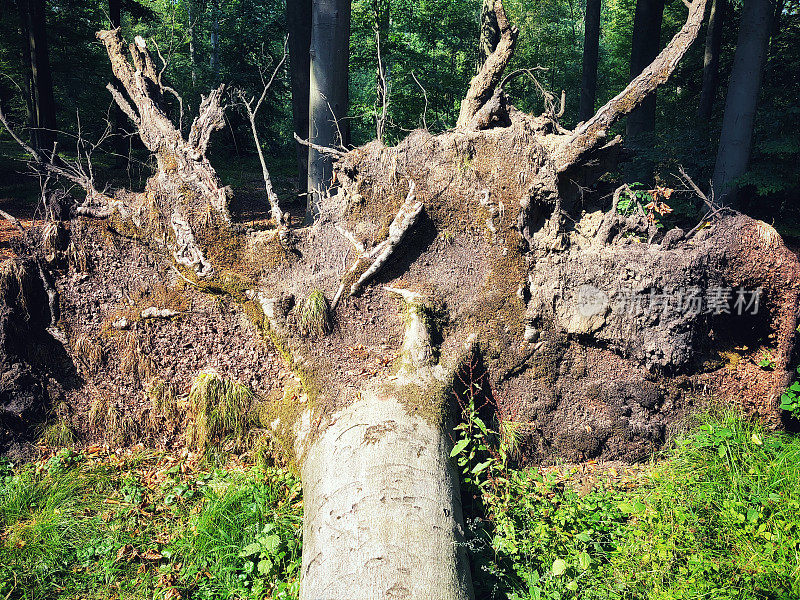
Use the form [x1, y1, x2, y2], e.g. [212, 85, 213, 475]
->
[2, 0, 800, 598]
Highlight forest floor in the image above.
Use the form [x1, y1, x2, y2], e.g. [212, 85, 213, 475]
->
[1, 411, 799, 600]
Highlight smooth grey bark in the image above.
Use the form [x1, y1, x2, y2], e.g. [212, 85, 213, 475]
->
[307, 0, 351, 223]
[626, 0, 665, 138]
[579, 0, 601, 122]
[712, 0, 773, 205]
[298, 290, 473, 600]
[300, 396, 473, 600]
[287, 0, 312, 201]
[697, 0, 726, 122]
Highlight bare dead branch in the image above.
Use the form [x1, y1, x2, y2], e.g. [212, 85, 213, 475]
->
[375, 29, 389, 142]
[332, 181, 423, 309]
[189, 85, 226, 156]
[410, 71, 429, 130]
[557, 0, 708, 172]
[235, 37, 289, 225]
[0, 209, 26, 234]
[293, 132, 346, 157]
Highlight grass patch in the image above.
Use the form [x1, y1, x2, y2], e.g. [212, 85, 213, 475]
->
[299, 289, 331, 337]
[186, 371, 254, 453]
[0, 449, 302, 600]
[466, 410, 800, 599]
[3, 409, 799, 600]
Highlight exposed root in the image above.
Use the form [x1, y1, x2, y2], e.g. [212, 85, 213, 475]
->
[332, 181, 423, 309]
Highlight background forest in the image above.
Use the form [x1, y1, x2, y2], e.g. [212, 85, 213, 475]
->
[0, 0, 798, 230]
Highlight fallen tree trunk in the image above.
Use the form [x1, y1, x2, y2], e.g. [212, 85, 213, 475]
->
[3, 1, 800, 598]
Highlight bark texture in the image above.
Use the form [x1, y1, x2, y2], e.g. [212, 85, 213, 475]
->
[579, 0, 601, 122]
[712, 0, 772, 204]
[307, 0, 351, 221]
[697, 0, 726, 122]
[18, 0, 56, 152]
[287, 0, 312, 198]
[626, 0, 665, 139]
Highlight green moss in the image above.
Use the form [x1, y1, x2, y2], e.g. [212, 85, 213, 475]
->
[392, 377, 452, 429]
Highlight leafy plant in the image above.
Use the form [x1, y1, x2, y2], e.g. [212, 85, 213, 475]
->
[757, 351, 776, 370]
[616, 183, 674, 229]
[780, 365, 800, 417]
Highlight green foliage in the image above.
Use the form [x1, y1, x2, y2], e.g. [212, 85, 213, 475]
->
[0, 451, 302, 600]
[464, 411, 800, 599]
[616, 183, 653, 216]
[756, 351, 776, 370]
[780, 365, 800, 418]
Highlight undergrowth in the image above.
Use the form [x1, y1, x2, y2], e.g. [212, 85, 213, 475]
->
[2, 411, 798, 599]
[0, 449, 302, 600]
[455, 406, 800, 600]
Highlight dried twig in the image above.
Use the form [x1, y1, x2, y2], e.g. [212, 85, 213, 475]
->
[293, 132, 346, 157]
[410, 71, 429, 130]
[235, 36, 289, 225]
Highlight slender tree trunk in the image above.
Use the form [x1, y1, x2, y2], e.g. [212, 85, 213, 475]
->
[696, 0, 726, 122]
[209, 0, 220, 83]
[287, 0, 312, 204]
[307, 0, 351, 223]
[769, 0, 785, 54]
[187, 1, 197, 88]
[579, 0, 601, 122]
[712, 0, 772, 206]
[626, 0, 665, 138]
[16, 0, 36, 139]
[108, 0, 128, 162]
[19, 0, 56, 153]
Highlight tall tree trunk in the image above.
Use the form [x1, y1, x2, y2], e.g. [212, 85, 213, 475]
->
[209, 0, 220, 83]
[712, 0, 772, 205]
[696, 0, 726, 122]
[19, 0, 56, 153]
[187, 1, 197, 88]
[626, 0, 665, 138]
[15, 0, 36, 139]
[108, 0, 127, 162]
[287, 0, 312, 204]
[307, 0, 351, 223]
[579, 0, 601, 122]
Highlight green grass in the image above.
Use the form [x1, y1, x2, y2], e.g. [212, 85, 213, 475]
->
[467, 411, 800, 600]
[2, 411, 799, 600]
[0, 449, 302, 600]
[186, 371, 254, 453]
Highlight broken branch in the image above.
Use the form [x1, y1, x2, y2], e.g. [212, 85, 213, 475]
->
[556, 0, 708, 172]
